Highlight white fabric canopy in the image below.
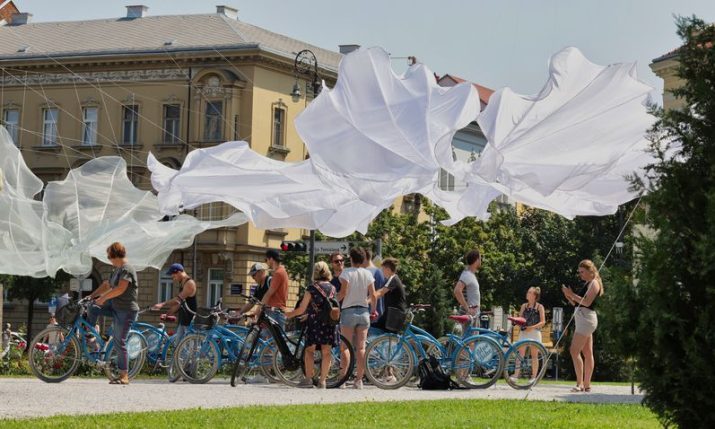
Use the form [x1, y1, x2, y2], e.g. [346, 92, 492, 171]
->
[0, 127, 246, 278]
[149, 46, 656, 234]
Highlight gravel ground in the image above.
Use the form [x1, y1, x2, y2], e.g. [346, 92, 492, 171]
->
[0, 377, 644, 420]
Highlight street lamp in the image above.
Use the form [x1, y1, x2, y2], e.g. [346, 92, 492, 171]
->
[291, 49, 321, 102]
[290, 49, 321, 285]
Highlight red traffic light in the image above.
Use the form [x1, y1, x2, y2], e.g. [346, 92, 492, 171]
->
[280, 241, 307, 252]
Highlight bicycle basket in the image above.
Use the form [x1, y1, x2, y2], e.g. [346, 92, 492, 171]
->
[192, 309, 218, 330]
[55, 302, 81, 326]
[385, 307, 408, 333]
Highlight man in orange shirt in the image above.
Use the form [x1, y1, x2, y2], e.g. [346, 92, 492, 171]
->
[262, 249, 288, 330]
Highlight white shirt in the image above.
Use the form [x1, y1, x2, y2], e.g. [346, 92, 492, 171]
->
[339, 267, 374, 308]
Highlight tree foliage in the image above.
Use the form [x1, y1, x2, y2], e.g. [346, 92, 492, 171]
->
[632, 16, 715, 428]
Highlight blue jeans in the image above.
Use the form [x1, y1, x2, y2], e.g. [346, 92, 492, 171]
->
[87, 304, 138, 371]
[174, 324, 189, 343]
[264, 308, 285, 332]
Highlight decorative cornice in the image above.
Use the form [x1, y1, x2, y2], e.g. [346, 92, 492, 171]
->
[0, 68, 191, 87]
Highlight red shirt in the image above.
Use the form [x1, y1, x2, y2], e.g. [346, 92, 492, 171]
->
[267, 265, 289, 308]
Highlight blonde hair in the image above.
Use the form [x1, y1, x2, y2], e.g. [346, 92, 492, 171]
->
[313, 261, 332, 281]
[579, 259, 604, 296]
[528, 286, 541, 301]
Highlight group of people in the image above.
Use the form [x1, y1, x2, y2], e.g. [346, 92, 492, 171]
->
[78, 240, 603, 391]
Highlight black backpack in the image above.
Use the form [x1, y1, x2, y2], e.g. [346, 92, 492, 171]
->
[312, 284, 340, 326]
[418, 354, 462, 390]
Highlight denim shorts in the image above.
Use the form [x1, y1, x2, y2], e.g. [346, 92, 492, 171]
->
[340, 306, 370, 328]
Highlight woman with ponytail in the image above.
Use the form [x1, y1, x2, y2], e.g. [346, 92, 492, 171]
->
[561, 259, 604, 392]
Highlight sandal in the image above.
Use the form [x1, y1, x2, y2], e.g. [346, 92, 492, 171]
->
[584, 386, 591, 392]
[109, 377, 129, 385]
[570, 386, 584, 392]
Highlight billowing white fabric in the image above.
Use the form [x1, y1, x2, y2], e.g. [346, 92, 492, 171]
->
[0, 127, 247, 278]
[148, 46, 658, 236]
[148, 142, 385, 238]
[471, 47, 657, 219]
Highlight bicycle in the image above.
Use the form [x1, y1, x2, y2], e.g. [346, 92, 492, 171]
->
[230, 294, 355, 389]
[365, 304, 505, 389]
[132, 312, 184, 381]
[448, 313, 549, 389]
[27, 297, 147, 383]
[172, 300, 277, 384]
[1, 325, 27, 360]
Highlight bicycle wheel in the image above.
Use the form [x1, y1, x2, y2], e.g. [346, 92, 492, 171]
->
[230, 327, 259, 387]
[28, 326, 80, 383]
[140, 329, 163, 366]
[364, 334, 414, 389]
[164, 336, 181, 382]
[174, 333, 220, 384]
[303, 334, 355, 389]
[503, 340, 549, 389]
[453, 335, 504, 389]
[272, 331, 304, 387]
[257, 339, 280, 383]
[104, 331, 147, 380]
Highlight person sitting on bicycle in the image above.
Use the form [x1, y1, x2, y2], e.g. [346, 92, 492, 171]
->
[283, 261, 339, 389]
[87, 242, 139, 385]
[152, 263, 197, 342]
[239, 263, 271, 317]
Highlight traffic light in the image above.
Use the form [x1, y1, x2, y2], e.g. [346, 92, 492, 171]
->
[280, 241, 308, 252]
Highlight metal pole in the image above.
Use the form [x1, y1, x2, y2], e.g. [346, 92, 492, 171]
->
[307, 229, 316, 287]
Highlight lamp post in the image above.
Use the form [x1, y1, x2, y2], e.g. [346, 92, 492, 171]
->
[290, 50, 321, 287]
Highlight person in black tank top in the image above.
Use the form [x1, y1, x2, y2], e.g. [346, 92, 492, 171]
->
[153, 263, 197, 342]
[561, 259, 603, 393]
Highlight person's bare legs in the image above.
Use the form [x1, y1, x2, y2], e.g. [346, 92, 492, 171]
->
[304, 345, 316, 380]
[530, 346, 540, 379]
[340, 326, 354, 378]
[582, 334, 595, 390]
[319, 345, 332, 386]
[570, 334, 588, 390]
[354, 326, 368, 381]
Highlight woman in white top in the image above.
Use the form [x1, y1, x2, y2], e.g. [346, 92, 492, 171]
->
[338, 247, 376, 389]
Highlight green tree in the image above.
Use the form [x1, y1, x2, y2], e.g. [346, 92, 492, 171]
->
[6, 274, 66, 341]
[631, 16, 715, 428]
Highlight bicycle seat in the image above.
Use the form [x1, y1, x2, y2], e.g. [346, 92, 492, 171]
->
[160, 314, 176, 322]
[507, 316, 527, 326]
[449, 315, 472, 324]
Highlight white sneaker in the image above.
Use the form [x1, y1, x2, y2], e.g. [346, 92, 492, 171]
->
[508, 376, 519, 383]
[353, 379, 363, 389]
[383, 375, 397, 384]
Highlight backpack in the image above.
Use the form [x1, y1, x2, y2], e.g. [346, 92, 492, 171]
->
[312, 283, 340, 326]
[417, 354, 462, 390]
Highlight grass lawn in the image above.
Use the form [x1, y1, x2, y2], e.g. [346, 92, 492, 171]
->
[1, 399, 660, 429]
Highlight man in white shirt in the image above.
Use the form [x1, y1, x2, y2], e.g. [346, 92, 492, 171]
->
[453, 249, 482, 318]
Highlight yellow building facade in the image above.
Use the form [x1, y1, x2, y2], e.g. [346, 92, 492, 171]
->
[0, 5, 343, 332]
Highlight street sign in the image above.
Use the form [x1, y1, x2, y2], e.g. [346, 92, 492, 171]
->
[310, 241, 349, 255]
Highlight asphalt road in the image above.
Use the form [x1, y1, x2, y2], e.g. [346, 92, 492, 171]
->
[0, 377, 644, 420]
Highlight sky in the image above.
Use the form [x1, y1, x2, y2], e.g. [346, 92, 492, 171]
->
[13, 0, 715, 101]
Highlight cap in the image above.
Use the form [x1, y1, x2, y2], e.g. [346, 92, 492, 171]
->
[166, 263, 184, 275]
[248, 262, 267, 276]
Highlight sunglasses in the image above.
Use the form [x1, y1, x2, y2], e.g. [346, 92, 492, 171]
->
[332, 259, 344, 264]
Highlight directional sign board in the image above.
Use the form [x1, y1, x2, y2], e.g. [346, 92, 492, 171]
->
[310, 241, 349, 255]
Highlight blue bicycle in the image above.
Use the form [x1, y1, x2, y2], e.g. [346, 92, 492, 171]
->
[365, 304, 505, 389]
[133, 313, 186, 381]
[28, 297, 147, 383]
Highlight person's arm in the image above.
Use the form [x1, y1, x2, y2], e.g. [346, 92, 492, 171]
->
[534, 304, 546, 330]
[453, 281, 470, 312]
[89, 281, 110, 299]
[568, 281, 600, 307]
[367, 281, 377, 310]
[95, 280, 129, 305]
[374, 285, 392, 299]
[284, 292, 311, 319]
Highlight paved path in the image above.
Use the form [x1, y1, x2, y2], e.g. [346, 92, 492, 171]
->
[0, 377, 643, 420]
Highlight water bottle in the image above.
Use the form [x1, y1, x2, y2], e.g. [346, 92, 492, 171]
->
[48, 296, 57, 315]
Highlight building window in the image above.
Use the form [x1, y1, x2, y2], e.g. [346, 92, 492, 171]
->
[158, 272, 173, 302]
[42, 108, 58, 146]
[204, 101, 223, 141]
[163, 104, 181, 144]
[207, 268, 224, 306]
[198, 202, 235, 221]
[2, 109, 19, 146]
[81, 107, 98, 146]
[272, 107, 285, 148]
[438, 168, 455, 191]
[233, 114, 239, 141]
[122, 105, 139, 145]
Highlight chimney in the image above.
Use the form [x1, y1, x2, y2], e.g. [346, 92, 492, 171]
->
[10, 12, 32, 25]
[339, 44, 360, 55]
[126, 5, 148, 19]
[216, 5, 238, 20]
